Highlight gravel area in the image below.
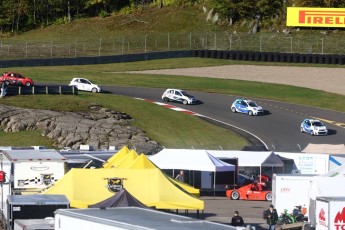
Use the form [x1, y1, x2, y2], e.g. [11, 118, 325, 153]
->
[129, 65, 345, 96]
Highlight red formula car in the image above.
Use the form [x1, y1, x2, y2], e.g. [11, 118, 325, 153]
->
[226, 183, 272, 201]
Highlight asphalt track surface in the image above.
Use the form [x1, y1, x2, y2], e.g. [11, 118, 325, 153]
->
[102, 86, 345, 152]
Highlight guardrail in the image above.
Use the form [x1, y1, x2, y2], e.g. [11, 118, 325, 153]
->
[5, 85, 78, 96]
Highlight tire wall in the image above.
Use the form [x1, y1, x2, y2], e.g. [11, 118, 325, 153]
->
[195, 50, 345, 65]
[0, 50, 344, 68]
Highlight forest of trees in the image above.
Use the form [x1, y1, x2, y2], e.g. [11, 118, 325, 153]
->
[1, 0, 345, 34]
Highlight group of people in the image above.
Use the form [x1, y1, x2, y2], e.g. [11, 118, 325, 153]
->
[230, 204, 278, 229]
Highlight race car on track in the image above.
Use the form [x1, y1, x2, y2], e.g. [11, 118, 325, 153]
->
[69, 78, 101, 93]
[231, 98, 264, 116]
[162, 89, 196, 105]
[0, 72, 34, 86]
[300, 119, 328, 136]
[226, 182, 272, 201]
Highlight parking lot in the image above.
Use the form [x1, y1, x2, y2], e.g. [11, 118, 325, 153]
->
[188, 196, 269, 229]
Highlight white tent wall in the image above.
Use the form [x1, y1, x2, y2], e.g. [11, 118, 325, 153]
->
[149, 149, 235, 193]
[329, 155, 345, 170]
[276, 152, 329, 174]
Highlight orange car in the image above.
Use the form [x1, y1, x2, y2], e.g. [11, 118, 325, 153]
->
[226, 183, 272, 201]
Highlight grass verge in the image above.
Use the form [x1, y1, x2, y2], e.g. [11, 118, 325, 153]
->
[0, 94, 248, 150]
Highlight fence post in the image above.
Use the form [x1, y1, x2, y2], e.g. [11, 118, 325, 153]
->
[122, 37, 124, 54]
[205, 33, 208, 49]
[25, 42, 28, 58]
[321, 38, 324, 54]
[168, 33, 170, 51]
[189, 33, 192, 49]
[229, 35, 232, 51]
[32, 86, 34, 95]
[99, 38, 102, 56]
[144, 35, 147, 53]
[75, 39, 77, 58]
[214, 33, 217, 50]
[19, 87, 21, 95]
[59, 86, 62, 94]
[259, 36, 262, 52]
[51, 42, 53, 57]
[290, 37, 293, 53]
[46, 86, 48, 94]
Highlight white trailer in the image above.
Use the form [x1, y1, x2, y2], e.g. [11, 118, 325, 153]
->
[0, 149, 66, 223]
[315, 197, 345, 230]
[55, 207, 237, 230]
[272, 174, 316, 216]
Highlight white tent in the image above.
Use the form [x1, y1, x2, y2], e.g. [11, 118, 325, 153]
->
[321, 164, 345, 177]
[150, 149, 235, 172]
[149, 149, 235, 195]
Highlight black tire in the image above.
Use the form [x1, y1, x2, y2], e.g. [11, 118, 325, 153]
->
[265, 192, 272, 201]
[231, 107, 236, 113]
[300, 127, 304, 133]
[231, 191, 240, 200]
[91, 87, 98, 93]
[183, 100, 188, 105]
[248, 111, 253, 116]
[25, 82, 31, 87]
[310, 130, 314, 136]
[163, 97, 169, 102]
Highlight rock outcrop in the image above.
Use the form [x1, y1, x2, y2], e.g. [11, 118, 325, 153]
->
[0, 104, 160, 154]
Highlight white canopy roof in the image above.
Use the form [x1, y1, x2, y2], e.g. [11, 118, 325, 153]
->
[208, 150, 284, 167]
[309, 176, 345, 200]
[149, 149, 235, 172]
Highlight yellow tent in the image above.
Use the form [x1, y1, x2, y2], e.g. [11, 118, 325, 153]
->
[130, 154, 200, 197]
[103, 146, 129, 168]
[115, 150, 138, 169]
[43, 168, 204, 210]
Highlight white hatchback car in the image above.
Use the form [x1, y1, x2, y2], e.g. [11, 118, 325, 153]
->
[300, 119, 328, 136]
[69, 78, 101, 93]
[162, 89, 196, 105]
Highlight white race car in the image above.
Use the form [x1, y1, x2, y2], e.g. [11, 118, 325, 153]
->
[162, 89, 196, 105]
[231, 98, 264, 116]
[300, 119, 328, 136]
[69, 78, 101, 93]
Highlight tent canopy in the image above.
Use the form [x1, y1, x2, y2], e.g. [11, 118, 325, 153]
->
[149, 149, 235, 172]
[43, 168, 204, 210]
[89, 188, 147, 208]
[208, 150, 283, 168]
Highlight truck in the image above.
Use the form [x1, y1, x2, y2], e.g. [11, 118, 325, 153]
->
[315, 197, 345, 230]
[272, 174, 316, 217]
[0, 149, 66, 225]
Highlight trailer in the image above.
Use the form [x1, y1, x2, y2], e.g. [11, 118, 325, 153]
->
[0, 149, 66, 226]
[315, 197, 345, 230]
[55, 207, 238, 230]
[272, 174, 316, 216]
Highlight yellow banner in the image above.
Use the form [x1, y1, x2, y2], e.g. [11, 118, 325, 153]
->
[287, 7, 345, 27]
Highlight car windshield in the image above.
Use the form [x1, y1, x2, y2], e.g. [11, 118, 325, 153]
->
[312, 121, 324, 126]
[181, 91, 192, 97]
[248, 101, 258, 107]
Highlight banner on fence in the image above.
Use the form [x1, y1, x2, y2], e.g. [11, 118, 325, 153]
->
[287, 7, 345, 27]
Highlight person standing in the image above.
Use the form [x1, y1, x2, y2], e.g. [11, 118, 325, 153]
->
[175, 170, 185, 183]
[231, 211, 244, 227]
[264, 204, 278, 230]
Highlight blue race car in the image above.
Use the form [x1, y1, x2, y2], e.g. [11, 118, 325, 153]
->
[300, 119, 328, 136]
[231, 98, 264, 116]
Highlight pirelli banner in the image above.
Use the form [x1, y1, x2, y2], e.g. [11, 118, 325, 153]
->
[287, 7, 345, 27]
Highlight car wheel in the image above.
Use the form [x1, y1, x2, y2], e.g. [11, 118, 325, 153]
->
[248, 111, 253, 116]
[163, 97, 169, 102]
[25, 82, 31, 87]
[310, 131, 314, 136]
[300, 127, 304, 133]
[265, 192, 272, 201]
[231, 107, 236, 113]
[91, 88, 98, 93]
[231, 191, 240, 200]
[183, 100, 188, 105]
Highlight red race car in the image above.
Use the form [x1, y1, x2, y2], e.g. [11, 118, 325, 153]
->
[226, 182, 272, 201]
[0, 72, 34, 86]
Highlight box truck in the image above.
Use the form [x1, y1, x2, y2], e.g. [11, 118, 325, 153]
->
[272, 174, 316, 216]
[315, 197, 345, 230]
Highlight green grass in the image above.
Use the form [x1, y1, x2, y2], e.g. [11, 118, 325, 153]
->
[0, 130, 55, 148]
[4, 58, 345, 112]
[0, 94, 248, 150]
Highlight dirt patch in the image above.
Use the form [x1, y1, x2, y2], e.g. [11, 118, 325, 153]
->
[128, 65, 345, 96]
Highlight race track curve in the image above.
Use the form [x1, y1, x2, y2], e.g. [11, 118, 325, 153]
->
[102, 86, 345, 152]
